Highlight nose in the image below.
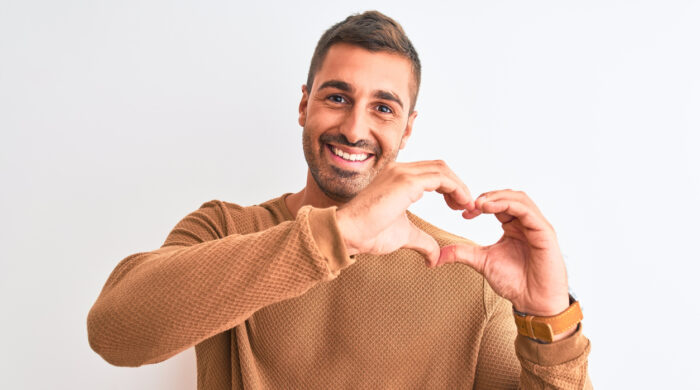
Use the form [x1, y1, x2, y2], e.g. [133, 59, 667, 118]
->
[338, 104, 371, 145]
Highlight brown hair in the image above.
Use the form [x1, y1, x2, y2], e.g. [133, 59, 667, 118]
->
[306, 10, 422, 112]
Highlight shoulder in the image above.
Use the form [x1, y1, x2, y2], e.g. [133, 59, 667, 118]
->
[195, 195, 289, 235]
[161, 196, 289, 247]
[406, 211, 478, 247]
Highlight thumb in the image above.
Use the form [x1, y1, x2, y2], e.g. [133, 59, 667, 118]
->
[436, 243, 486, 273]
[402, 221, 441, 267]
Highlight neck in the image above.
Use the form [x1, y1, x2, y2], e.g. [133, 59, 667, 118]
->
[285, 170, 347, 217]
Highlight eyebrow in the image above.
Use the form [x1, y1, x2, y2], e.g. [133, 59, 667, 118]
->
[318, 79, 404, 110]
[318, 80, 353, 93]
[374, 90, 404, 110]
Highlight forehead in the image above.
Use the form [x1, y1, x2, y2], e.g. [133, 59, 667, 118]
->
[313, 43, 414, 100]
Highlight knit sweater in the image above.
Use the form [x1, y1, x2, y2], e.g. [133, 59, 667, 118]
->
[87, 194, 591, 389]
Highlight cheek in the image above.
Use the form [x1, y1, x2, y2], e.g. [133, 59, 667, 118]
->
[377, 128, 406, 154]
[302, 125, 320, 150]
[308, 102, 347, 127]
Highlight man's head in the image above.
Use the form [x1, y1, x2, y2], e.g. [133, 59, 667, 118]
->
[306, 11, 422, 113]
[299, 11, 421, 202]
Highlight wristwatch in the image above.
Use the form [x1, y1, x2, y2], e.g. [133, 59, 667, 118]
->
[512, 294, 583, 343]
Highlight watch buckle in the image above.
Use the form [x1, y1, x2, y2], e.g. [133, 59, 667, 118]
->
[524, 315, 554, 342]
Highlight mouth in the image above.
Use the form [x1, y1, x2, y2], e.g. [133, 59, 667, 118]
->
[325, 143, 374, 165]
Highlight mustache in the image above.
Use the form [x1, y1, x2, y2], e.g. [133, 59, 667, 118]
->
[319, 133, 381, 156]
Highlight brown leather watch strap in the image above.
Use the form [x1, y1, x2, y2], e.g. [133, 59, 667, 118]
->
[513, 297, 583, 343]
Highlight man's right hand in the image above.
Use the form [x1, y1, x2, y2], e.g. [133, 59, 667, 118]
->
[335, 160, 475, 265]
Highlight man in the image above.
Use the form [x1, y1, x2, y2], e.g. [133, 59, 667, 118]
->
[88, 11, 591, 389]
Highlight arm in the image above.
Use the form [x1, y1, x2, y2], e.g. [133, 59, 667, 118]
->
[436, 189, 593, 388]
[474, 281, 592, 389]
[87, 201, 354, 367]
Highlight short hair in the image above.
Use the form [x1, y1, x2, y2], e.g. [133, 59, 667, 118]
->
[306, 10, 422, 112]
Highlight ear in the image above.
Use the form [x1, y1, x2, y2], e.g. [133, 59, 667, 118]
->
[399, 110, 417, 150]
[298, 84, 309, 127]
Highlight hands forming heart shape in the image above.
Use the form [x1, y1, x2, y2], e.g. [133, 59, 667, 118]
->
[336, 160, 571, 319]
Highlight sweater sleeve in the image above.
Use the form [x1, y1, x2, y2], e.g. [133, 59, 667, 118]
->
[474, 280, 592, 389]
[86, 201, 355, 367]
[514, 323, 592, 389]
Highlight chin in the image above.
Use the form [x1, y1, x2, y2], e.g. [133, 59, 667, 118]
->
[316, 176, 367, 202]
[310, 166, 373, 202]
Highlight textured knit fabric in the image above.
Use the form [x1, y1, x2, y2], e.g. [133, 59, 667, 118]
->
[87, 194, 592, 389]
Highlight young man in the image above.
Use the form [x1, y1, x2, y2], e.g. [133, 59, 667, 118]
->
[88, 11, 591, 389]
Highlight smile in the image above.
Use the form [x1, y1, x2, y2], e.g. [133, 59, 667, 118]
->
[327, 144, 372, 162]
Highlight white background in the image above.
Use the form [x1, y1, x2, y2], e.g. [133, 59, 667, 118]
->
[1, 1, 698, 388]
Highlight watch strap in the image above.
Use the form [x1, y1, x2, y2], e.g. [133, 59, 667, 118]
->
[513, 295, 583, 343]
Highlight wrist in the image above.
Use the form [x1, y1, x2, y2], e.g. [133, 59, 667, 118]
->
[512, 293, 571, 317]
[335, 207, 360, 256]
[513, 294, 583, 343]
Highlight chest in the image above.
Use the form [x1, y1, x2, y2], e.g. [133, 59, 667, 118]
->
[244, 250, 487, 377]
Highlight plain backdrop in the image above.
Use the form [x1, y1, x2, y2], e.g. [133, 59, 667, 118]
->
[1, 1, 698, 388]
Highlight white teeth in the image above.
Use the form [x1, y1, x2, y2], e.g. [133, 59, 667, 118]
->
[331, 146, 369, 162]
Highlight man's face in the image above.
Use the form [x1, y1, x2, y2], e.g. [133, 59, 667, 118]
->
[299, 43, 417, 202]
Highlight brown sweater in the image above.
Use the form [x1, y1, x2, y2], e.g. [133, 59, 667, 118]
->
[87, 194, 591, 389]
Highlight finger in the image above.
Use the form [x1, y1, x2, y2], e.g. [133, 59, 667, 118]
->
[478, 199, 548, 232]
[435, 243, 486, 272]
[407, 160, 474, 209]
[461, 208, 482, 219]
[433, 161, 474, 210]
[476, 190, 543, 218]
[402, 221, 441, 266]
[443, 193, 472, 211]
[474, 190, 510, 209]
[475, 190, 554, 231]
[414, 171, 471, 210]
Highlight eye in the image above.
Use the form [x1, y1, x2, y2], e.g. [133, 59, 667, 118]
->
[376, 104, 393, 114]
[327, 94, 347, 104]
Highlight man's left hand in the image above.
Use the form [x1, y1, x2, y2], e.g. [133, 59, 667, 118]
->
[434, 190, 570, 318]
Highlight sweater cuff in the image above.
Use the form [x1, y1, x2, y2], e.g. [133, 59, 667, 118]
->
[515, 324, 590, 366]
[306, 206, 356, 277]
